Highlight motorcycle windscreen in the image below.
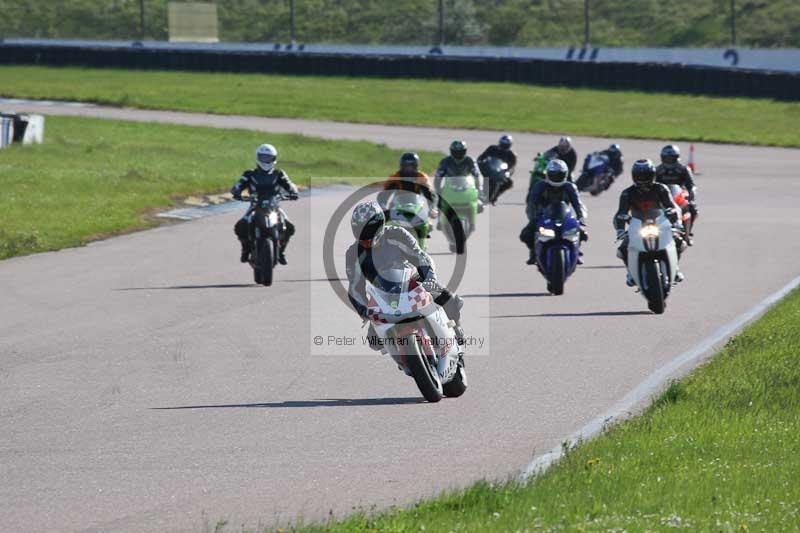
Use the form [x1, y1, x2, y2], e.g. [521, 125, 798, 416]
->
[545, 201, 574, 226]
[447, 175, 474, 189]
[372, 267, 412, 295]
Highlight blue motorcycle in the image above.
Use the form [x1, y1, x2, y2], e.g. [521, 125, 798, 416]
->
[576, 152, 614, 196]
[534, 201, 581, 295]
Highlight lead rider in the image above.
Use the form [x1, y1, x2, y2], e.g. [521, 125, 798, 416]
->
[345, 201, 466, 352]
[231, 144, 299, 265]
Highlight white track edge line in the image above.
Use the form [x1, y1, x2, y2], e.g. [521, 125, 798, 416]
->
[521, 274, 800, 480]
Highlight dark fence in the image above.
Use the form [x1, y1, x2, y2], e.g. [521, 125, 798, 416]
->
[1, 42, 798, 101]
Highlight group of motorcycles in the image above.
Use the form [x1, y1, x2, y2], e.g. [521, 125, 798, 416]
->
[234, 143, 696, 403]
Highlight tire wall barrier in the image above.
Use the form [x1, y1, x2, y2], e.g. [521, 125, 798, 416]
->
[1, 43, 798, 101]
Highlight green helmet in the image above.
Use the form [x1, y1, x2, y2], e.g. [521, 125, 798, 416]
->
[450, 140, 467, 162]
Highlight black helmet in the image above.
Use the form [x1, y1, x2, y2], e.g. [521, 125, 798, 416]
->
[351, 201, 385, 241]
[608, 143, 621, 154]
[632, 159, 656, 189]
[545, 159, 569, 187]
[499, 134, 513, 150]
[450, 140, 467, 162]
[660, 144, 680, 167]
[399, 152, 420, 174]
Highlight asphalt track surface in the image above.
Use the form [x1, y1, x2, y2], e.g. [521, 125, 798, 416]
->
[2, 101, 800, 532]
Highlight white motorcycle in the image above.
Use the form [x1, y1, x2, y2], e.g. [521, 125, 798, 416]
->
[365, 266, 466, 403]
[625, 209, 681, 314]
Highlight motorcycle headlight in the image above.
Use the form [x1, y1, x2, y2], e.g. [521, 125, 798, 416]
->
[538, 227, 556, 238]
[639, 225, 660, 239]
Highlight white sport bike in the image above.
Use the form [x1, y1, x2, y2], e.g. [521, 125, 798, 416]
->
[625, 209, 682, 314]
[366, 266, 467, 403]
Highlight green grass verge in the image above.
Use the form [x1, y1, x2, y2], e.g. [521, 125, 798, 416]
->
[0, 115, 440, 259]
[300, 288, 800, 531]
[3, 66, 800, 148]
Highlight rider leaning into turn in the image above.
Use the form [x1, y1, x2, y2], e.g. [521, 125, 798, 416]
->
[478, 134, 518, 173]
[655, 144, 698, 241]
[520, 159, 588, 265]
[345, 201, 466, 349]
[434, 140, 484, 204]
[231, 143, 299, 265]
[614, 159, 684, 286]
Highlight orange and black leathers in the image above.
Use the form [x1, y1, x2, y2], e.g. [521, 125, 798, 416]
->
[379, 170, 437, 209]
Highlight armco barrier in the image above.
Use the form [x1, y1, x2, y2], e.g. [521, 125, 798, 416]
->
[1, 42, 799, 101]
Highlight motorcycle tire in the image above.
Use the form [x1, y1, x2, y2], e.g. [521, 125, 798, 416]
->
[643, 260, 666, 314]
[257, 238, 274, 287]
[404, 335, 443, 403]
[549, 248, 566, 296]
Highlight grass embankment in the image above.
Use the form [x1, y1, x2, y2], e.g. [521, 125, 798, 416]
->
[0, 116, 440, 259]
[2, 66, 800, 148]
[302, 288, 800, 531]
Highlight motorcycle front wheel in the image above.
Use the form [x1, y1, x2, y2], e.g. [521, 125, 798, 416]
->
[549, 248, 566, 295]
[256, 237, 274, 287]
[403, 335, 443, 403]
[642, 260, 666, 314]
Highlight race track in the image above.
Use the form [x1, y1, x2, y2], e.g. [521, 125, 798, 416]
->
[2, 101, 800, 532]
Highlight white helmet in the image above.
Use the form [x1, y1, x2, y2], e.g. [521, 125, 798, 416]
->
[256, 143, 278, 171]
[545, 159, 569, 187]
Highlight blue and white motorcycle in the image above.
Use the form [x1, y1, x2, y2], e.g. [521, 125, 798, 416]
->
[576, 152, 615, 196]
[534, 201, 582, 295]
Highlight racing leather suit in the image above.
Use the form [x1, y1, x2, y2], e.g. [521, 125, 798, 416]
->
[613, 184, 681, 264]
[345, 225, 465, 349]
[656, 162, 698, 219]
[434, 155, 484, 198]
[231, 167, 299, 257]
[478, 145, 518, 174]
[544, 146, 578, 176]
[520, 181, 587, 251]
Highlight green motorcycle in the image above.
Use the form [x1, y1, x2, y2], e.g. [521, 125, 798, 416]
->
[529, 152, 550, 189]
[385, 190, 431, 249]
[438, 175, 480, 254]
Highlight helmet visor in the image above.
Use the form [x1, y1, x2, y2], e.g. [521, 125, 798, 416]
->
[257, 153, 277, 165]
[661, 155, 678, 165]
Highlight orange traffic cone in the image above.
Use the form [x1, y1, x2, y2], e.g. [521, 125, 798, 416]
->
[687, 144, 697, 174]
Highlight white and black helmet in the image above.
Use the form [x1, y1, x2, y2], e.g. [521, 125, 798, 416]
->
[256, 143, 278, 171]
[545, 159, 569, 187]
[351, 201, 385, 241]
[660, 144, 680, 167]
[499, 134, 513, 150]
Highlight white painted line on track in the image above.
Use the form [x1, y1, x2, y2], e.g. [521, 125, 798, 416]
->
[521, 273, 800, 480]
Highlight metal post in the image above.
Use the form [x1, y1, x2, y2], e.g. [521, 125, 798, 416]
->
[290, 0, 296, 44]
[139, 0, 145, 40]
[583, 0, 590, 47]
[438, 0, 444, 46]
[730, 0, 737, 45]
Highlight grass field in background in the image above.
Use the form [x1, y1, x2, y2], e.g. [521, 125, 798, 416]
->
[0, 116, 441, 259]
[2, 66, 800, 148]
[294, 287, 800, 531]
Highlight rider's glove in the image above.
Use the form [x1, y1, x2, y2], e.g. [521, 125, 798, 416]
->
[666, 209, 679, 225]
[288, 192, 299, 200]
[231, 189, 242, 200]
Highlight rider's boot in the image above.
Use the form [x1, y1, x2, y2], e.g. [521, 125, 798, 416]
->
[239, 240, 251, 263]
[626, 272, 636, 287]
[278, 249, 288, 265]
[526, 250, 537, 265]
[675, 268, 685, 283]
